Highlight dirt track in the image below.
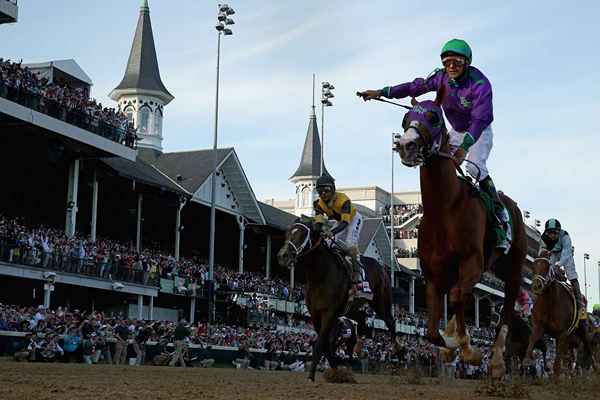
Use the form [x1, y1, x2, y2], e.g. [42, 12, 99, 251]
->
[1, 362, 599, 400]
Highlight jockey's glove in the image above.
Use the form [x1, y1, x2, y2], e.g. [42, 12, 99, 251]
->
[460, 132, 475, 152]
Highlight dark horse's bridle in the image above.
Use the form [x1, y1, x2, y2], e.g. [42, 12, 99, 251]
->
[531, 257, 557, 295]
[285, 222, 322, 266]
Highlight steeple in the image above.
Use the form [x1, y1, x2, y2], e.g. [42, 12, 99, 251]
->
[289, 76, 330, 216]
[110, 0, 172, 156]
[110, 0, 173, 104]
[289, 107, 329, 180]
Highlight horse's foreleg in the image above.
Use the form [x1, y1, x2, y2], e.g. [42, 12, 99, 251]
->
[454, 254, 483, 365]
[523, 323, 544, 367]
[309, 335, 323, 382]
[425, 281, 445, 347]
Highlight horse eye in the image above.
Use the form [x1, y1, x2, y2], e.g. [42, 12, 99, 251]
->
[426, 112, 440, 125]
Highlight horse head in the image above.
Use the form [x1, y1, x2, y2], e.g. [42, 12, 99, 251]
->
[394, 93, 447, 167]
[531, 257, 552, 295]
[277, 215, 322, 269]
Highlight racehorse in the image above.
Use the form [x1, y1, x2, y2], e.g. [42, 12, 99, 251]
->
[277, 216, 398, 381]
[391, 91, 527, 378]
[524, 257, 597, 378]
[503, 310, 548, 376]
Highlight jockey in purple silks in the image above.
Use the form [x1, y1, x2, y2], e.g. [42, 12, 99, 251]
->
[360, 38, 510, 252]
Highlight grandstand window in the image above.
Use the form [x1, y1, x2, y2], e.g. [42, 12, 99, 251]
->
[301, 186, 310, 207]
[154, 109, 163, 136]
[139, 107, 150, 134]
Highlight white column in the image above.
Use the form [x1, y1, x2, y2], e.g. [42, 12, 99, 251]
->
[90, 169, 98, 243]
[43, 283, 52, 309]
[238, 218, 245, 274]
[474, 294, 480, 328]
[265, 234, 272, 279]
[443, 294, 448, 328]
[137, 294, 143, 320]
[149, 296, 154, 321]
[190, 297, 196, 324]
[65, 159, 80, 238]
[290, 265, 295, 289]
[136, 193, 143, 253]
[409, 277, 416, 314]
[175, 204, 182, 261]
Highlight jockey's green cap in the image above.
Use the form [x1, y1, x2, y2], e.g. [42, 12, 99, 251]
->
[544, 218, 561, 232]
[594, 304, 600, 312]
[441, 39, 472, 64]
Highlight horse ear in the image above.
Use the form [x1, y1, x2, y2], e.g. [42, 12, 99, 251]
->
[434, 85, 446, 106]
[410, 97, 418, 106]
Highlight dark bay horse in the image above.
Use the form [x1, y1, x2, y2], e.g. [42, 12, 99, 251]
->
[524, 257, 597, 377]
[277, 216, 397, 381]
[392, 94, 527, 378]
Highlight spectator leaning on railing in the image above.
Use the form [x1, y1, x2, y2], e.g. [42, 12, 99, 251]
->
[0, 58, 137, 148]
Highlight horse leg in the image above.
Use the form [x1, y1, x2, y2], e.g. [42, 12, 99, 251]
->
[523, 323, 544, 367]
[452, 254, 483, 365]
[373, 291, 399, 353]
[425, 281, 446, 347]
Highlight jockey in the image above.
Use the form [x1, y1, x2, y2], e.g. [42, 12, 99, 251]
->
[360, 38, 510, 252]
[539, 218, 584, 309]
[313, 174, 371, 299]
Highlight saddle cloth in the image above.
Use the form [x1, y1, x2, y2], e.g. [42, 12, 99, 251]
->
[556, 280, 583, 335]
[457, 175, 513, 248]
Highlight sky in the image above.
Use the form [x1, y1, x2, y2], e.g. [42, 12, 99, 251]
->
[3, 1, 600, 306]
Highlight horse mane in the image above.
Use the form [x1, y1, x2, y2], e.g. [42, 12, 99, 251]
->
[434, 84, 446, 106]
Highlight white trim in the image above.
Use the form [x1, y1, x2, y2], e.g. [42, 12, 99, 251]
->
[0, 97, 136, 161]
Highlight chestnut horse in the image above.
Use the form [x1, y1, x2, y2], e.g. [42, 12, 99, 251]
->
[277, 216, 397, 381]
[524, 258, 597, 377]
[392, 95, 527, 378]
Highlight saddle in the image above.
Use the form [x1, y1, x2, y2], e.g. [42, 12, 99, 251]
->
[555, 279, 583, 336]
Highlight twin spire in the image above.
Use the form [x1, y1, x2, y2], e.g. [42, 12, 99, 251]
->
[109, 0, 173, 104]
[290, 75, 329, 180]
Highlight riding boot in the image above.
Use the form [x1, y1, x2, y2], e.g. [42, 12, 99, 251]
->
[479, 176, 510, 251]
[570, 279, 585, 311]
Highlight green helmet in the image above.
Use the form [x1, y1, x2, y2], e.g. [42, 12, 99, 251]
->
[441, 39, 472, 64]
[544, 218, 561, 232]
[594, 304, 600, 312]
[316, 174, 335, 192]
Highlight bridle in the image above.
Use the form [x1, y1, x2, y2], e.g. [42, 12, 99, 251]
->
[531, 257, 556, 295]
[398, 116, 483, 181]
[285, 222, 322, 263]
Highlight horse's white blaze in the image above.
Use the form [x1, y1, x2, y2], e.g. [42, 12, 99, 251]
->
[400, 127, 420, 143]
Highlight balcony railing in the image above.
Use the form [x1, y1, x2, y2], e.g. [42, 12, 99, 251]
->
[0, 81, 137, 148]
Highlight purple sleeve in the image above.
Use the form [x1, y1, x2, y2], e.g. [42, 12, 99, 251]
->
[467, 81, 493, 141]
[384, 71, 442, 99]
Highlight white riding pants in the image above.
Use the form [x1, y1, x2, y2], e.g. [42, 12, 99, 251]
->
[333, 212, 363, 250]
[448, 125, 493, 181]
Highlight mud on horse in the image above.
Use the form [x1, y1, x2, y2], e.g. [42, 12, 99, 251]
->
[524, 257, 598, 377]
[393, 93, 527, 378]
[277, 216, 398, 381]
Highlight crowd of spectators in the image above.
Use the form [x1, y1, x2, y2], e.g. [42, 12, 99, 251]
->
[381, 204, 423, 226]
[394, 247, 418, 258]
[0, 58, 137, 147]
[0, 303, 316, 365]
[0, 214, 304, 301]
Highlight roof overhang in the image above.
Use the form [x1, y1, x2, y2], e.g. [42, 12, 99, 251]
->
[109, 87, 174, 105]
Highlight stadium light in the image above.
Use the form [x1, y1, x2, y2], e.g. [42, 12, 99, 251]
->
[320, 81, 335, 176]
[209, 3, 236, 325]
[583, 253, 590, 301]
